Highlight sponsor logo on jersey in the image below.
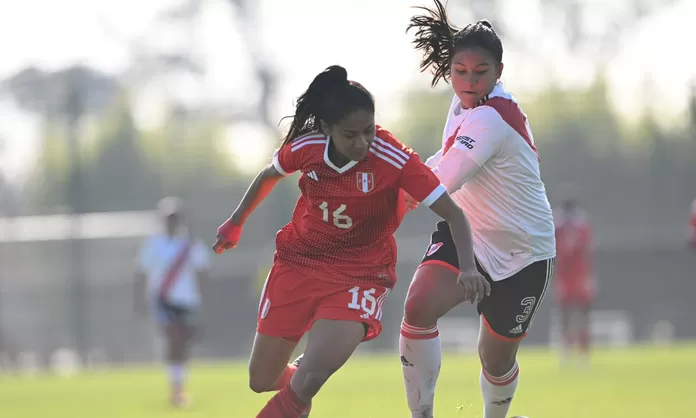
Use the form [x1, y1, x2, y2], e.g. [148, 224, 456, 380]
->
[356, 172, 374, 193]
[456, 135, 476, 149]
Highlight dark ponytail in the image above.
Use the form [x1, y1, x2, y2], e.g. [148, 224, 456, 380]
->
[281, 65, 375, 147]
[407, 0, 458, 87]
[408, 1, 504, 87]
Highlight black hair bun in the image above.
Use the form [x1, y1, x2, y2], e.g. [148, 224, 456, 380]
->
[477, 19, 493, 29]
[321, 65, 349, 85]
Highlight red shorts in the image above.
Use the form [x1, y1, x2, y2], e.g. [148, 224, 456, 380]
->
[257, 261, 391, 342]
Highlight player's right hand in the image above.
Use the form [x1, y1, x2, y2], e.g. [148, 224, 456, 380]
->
[212, 218, 243, 254]
[457, 268, 491, 304]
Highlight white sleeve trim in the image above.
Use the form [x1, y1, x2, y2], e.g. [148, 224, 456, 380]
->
[272, 152, 290, 176]
[421, 184, 447, 207]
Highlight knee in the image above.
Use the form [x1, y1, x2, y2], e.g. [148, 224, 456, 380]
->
[248, 369, 277, 394]
[478, 344, 517, 377]
[403, 292, 438, 328]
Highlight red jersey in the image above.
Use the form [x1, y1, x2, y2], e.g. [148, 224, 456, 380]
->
[554, 210, 593, 285]
[271, 127, 446, 288]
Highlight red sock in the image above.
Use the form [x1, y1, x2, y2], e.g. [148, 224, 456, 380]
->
[256, 385, 308, 418]
[271, 364, 298, 391]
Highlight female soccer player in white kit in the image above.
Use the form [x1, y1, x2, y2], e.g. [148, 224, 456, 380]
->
[135, 197, 210, 407]
[399, 2, 556, 417]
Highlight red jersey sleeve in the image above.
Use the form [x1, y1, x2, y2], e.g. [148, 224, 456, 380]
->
[271, 144, 300, 176]
[373, 127, 446, 207]
[400, 154, 447, 207]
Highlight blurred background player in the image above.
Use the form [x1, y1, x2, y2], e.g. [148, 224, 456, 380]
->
[400, 2, 556, 417]
[134, 197, 211, 407]
[212, 65, 485, 418]
[554, 195, 596, 367]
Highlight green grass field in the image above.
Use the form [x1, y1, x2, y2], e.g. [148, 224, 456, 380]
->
[2, 344, 694, 418]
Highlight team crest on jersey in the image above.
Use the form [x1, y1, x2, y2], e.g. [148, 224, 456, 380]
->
[426, 242, 443, 256]
[356, 172, 374, 193]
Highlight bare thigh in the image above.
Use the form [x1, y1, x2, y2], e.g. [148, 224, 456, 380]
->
[290, 319, 366, 401]
[403, 264, 470, 328]
[248, 333, 300, 393]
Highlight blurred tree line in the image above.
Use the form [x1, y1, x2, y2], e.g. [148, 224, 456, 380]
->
[0, 0, 276, 217]
[0, 0, 692, 227]
[8, 70, 695, 216]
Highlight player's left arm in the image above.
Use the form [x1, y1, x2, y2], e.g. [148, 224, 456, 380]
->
[432, 106, 507, 192]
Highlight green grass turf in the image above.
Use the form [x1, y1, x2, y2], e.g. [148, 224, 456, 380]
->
[2, 344, 694, 417]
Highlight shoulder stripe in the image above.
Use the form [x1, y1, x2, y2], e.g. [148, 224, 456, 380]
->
[294, 132, 324, 143]
[369, 148, 404, 169]
[373, 137, 409, 161]
[371, 141, 407, 165]
[484, 97, 538, 156]
[291, 139, 326, 152]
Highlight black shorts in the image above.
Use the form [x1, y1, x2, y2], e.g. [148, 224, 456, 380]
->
[155, 299, 198, 329]
[420, 221, 555, 341]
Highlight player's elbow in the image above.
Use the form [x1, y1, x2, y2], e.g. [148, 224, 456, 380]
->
[430, 194, 466, 224]
[260, 163, 284, 180]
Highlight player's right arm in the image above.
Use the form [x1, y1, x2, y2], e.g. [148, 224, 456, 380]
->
[397, 144, 490, 303]
[213, 145, 299, 253]
[432, 106, 506, 193]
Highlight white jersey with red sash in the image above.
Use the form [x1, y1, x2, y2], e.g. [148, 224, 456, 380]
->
[424, 82, 556, 280]
[137, 233, 210, 308]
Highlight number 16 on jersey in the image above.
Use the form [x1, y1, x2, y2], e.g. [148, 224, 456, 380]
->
[319, 201, 353, 229]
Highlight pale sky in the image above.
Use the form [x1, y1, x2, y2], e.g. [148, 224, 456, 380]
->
[0, 0, 694, 181]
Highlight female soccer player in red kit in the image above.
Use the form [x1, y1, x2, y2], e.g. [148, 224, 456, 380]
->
[400, 2, 556, 417]
[213, 65, 487, 418]
[554, 196, 596, 366]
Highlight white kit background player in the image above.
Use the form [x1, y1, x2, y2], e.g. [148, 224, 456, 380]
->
[134, 197, 210, 407]
[401, 2, 556, 417]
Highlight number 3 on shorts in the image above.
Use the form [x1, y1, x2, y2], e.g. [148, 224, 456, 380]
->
[347, 286, 377, 316]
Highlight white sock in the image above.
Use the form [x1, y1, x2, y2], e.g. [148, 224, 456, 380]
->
[169, 364, 187, 387]
[480, 361, 519, 418]
[400, 320, 442, 418]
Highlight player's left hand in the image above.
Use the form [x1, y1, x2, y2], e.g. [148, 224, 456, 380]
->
[457, 268, 491, 304]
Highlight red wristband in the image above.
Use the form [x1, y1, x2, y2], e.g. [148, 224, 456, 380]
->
[218, 219, 243, 242]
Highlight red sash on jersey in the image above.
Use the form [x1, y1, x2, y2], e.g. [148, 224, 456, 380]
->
[442, 126, 461, 156]
[158, 240, 192, 301]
